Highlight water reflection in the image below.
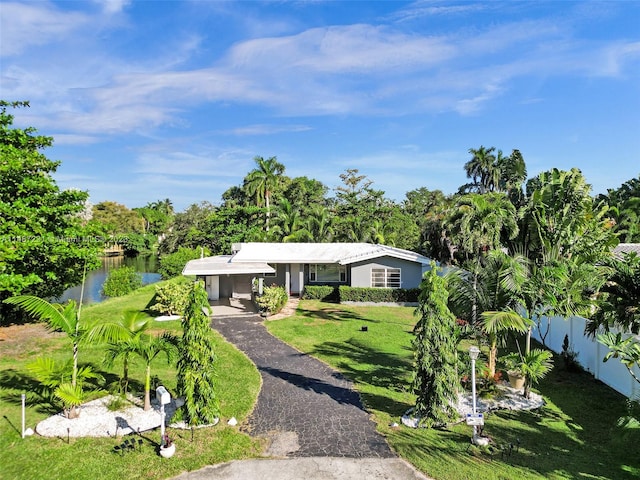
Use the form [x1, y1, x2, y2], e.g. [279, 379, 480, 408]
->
[55, 255, 161, 305]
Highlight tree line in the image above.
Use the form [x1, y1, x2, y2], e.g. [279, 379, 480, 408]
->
[1, 100, 638, 321]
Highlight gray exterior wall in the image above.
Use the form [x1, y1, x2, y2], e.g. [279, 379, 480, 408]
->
[350, 256, 423, 289]
[262, 263, 286, 287]
[219, 276, 234, 298]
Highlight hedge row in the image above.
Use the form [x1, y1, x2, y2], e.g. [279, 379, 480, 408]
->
[302, 285, 420, 303]
[301, 285, 339, 302]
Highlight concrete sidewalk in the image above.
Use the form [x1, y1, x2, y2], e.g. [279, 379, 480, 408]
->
[171, 457, 431, 480]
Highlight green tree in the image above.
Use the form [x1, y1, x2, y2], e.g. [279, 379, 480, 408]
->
[176, 281, 219, 425]
[91, 201, 145, 235]
[206, 205, 266, 254]
[587, 252, 640, 337]
[0, 101, 101, 321]
[244, 156, 285, 231]
[158, 202, 216, 255]
[518, 168, 617, 263]
[412, 264, 459, 426]
[102, 266, 142, 297]
[134, 198, 174, 236]
[158, 247, 208, 279]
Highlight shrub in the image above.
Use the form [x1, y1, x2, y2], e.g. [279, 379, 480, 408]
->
[158, 247, 207, 279]
[150, 281, 192, 316]
[302, 285, 339, 302]
[102, 266, 143, 297]
[338, 286, 420, 303]
[256, 285, 288, 315]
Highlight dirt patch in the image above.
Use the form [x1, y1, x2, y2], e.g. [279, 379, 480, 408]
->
[0, 323, 63, 359]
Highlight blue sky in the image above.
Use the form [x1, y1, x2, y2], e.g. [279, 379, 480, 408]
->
[1, 1, 639, 212]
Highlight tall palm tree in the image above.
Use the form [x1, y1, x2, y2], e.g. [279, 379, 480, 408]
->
[448, 193, 518, 262]
[447, 193, 519, 324]
[497, 149, 527, 206]
[464, 146, 497, 193]
[244, 156, 285, 231]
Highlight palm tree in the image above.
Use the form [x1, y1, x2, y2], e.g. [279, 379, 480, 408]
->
[86, 311, 153, 393]
[463, 146, 497, 193]
[448, 193, 518, 262]
[449, 250, 531, 375]
[497, 149, 527, 206]
[244, 156, 285, 231]
[447, 194, 519, 324]
[586, 252, 640, 337]
[5, 296, 85, 387]
[131, 333, 178, 410]
[306, 205, 334, 242]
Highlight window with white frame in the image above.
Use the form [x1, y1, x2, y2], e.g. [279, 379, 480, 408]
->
[371, 268, 401, 288]
[309, 264, 346, 283]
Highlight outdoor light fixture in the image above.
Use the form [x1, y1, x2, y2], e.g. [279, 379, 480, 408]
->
[469, 345, 481, 438]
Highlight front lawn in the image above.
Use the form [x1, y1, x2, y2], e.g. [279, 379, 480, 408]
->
[266, 300, 639, 480]
[0, 280, 263, 480]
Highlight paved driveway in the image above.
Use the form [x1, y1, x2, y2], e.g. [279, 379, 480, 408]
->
[212, 314, 393, 458]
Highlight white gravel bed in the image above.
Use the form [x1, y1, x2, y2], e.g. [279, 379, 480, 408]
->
[401, 383, 544, 428]
[35, 395, 178, 438]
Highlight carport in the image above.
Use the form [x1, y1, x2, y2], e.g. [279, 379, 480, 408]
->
[182, 255, 275, 301]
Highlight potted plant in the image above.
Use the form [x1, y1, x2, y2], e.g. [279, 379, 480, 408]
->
[501, 353, 526, 390]
[502, 349, 554, 398]
[159, 434, 176, 458]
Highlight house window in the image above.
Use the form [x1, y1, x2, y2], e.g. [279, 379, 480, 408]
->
[309, 264, 346, 283]
[371, 268, 401, 288]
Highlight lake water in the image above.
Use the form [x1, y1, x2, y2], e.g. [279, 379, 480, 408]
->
[55, 255, 162, 305]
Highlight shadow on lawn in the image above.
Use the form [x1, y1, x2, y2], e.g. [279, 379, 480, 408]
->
[310, 337, 414, 416]
[295, 304, 369, 323]
[0, 366, 144, 416]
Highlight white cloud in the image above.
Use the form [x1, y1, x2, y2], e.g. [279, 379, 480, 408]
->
[0, 2, 89, 56]
[95, 0, 131, 15]
[135, 150, 253, 178]
[225, 124, 313, 136]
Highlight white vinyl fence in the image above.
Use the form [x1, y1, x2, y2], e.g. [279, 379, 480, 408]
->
[531, 315, 640, 398]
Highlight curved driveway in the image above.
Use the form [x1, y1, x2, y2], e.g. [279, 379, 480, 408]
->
[212, 314, 393, 458]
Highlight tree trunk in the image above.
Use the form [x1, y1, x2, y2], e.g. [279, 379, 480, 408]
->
[123, 356, 129, 394]
[144, 364, 151, 411]
[488, 341, 497, 378]
[72, 342, 78, 388]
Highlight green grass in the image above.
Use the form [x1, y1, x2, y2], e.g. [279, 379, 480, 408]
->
[0, 280, 263, 480]
[266, 300, 640, 480]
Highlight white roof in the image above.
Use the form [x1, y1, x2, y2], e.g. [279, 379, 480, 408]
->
[231, 242, 431, 266]
[613, 243, 640, 259]
[182, 255, 276, 276]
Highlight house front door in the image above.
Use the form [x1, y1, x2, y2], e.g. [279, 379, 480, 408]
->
[290, 263, 300, 295]
[205, 276, 220, 301]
